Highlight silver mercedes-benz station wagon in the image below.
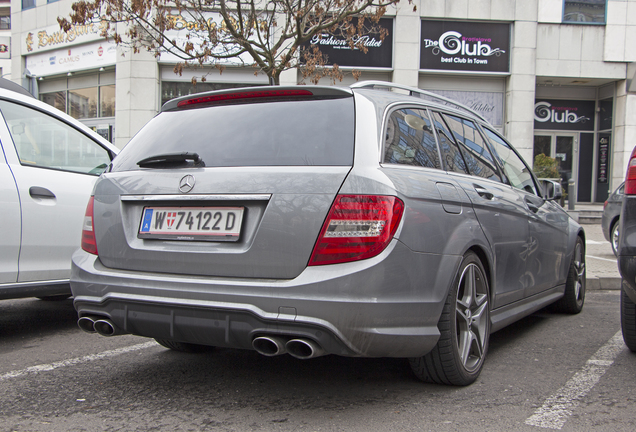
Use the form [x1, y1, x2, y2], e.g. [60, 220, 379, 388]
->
[71, 82, 586, 386]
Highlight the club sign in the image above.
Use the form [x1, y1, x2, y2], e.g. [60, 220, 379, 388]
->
[534, 99, 595, 131]
[420, 21, 510, 73]
[423, 31, 505, 61]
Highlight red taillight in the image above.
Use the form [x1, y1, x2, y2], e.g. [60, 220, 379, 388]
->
[626, 146, 636, 195]
[626, 147, 636, 195]
[308, 195, 404, 266]
[176, 89, 314, 108]
[81, 196, 98, 255]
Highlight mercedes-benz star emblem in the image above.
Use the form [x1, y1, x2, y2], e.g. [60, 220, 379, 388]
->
[179, 175, 195, 194]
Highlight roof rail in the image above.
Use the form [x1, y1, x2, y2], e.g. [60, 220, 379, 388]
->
[350, 80, 488, 123]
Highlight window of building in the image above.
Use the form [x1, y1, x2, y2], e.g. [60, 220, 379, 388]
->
[563, 0, 606, 24]
[0, 15, 10, 30]
[38, 73, 115, 120]
[21, 0, 36, 11]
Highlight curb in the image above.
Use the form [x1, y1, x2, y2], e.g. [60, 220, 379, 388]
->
[587, 277, 621, 290]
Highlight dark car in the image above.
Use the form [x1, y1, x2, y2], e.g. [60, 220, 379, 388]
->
[618, 147, 636, 352]
[71, 81, 586, 386]
[602, 182, 625, 256]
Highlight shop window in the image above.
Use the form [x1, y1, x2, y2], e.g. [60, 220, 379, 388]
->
[21, 0, 36, 10]
[0, 16, 10, 30]
[100, 85, 116, 117]
[69, 87, 98, 119]
[39, 79, 115, 120]
[563, 0, 606, 24]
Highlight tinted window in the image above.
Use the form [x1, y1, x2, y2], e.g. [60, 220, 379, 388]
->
[112, 97, 355, 171]
[431, 112, 468, 174]
[484, 128, 537, 195]
[383, 108, 441, 169]
[441, 114, 500, 181]
[0, 100, 111, 175]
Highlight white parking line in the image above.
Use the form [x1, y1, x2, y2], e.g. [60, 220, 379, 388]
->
[587, 255, 618, 263]
[0, 341, 158, 382]
[525, 331, 625, 429]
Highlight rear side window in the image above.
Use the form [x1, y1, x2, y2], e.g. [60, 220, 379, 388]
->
[431, 112, 468, 175]
[112, 97, 355, 170]
[383, 108, 441, 169]
[441, 114, 500, 182]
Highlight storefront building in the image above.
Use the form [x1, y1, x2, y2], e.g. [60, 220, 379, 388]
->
[10, 0, 636, 203]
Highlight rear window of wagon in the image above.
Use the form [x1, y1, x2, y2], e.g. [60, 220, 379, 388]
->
[111, 97, 355, 171]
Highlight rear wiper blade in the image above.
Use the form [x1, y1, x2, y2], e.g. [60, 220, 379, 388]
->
[137, 152, 205, 168]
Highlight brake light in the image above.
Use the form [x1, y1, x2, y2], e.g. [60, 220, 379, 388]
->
[308, 195, 404, 266]
[626, 147, 636, 195]
[81, 196, 98, 255]
[176, 89, 314, 108]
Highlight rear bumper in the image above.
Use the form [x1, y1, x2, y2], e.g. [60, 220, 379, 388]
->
[70, 240, 460, 358]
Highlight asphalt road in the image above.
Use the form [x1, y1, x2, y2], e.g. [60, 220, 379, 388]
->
[0, 291, 634, 432]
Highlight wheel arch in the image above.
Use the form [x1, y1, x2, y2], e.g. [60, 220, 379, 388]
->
[466, 245, 493, 297]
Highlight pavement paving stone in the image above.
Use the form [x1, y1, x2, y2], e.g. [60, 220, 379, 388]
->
[580, 223, 621, 290]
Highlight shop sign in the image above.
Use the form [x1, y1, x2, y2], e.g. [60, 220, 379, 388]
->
[160, 11, 268, 65]
[0, 36, 9, 59]
[22, 22, 107, 55]
[300, 18, 393, 68]
[424, 90, 503, 128]
[598, 134, 610, 184]
[420, 21, 510, 73]
[26, 40, 117, 77]
[534, 99, 595, 131]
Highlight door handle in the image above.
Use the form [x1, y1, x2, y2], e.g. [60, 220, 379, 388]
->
[474, 185, 494, 200]
[29, 186, 56, 199]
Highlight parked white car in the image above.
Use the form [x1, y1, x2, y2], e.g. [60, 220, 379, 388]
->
[0, 79, 118, 300]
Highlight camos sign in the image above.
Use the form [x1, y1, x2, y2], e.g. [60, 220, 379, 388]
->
[420, 21, 510, 73]
[534, 99, 595, 131]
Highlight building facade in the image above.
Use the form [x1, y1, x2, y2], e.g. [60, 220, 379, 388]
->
[9, 0, 636, 203]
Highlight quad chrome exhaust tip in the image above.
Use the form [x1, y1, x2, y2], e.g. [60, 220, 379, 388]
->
[252, 336, 288, 356]
[285, 338, 325, 360]
[78, 316, 127, 336]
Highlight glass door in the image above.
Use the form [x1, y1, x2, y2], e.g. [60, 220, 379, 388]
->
[533, 133, 579, 202]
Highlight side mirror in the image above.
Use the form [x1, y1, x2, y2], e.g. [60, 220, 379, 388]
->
[540, 179, 562, 201]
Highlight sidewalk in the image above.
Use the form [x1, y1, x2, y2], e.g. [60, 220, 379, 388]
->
[582, 223, 621, 290]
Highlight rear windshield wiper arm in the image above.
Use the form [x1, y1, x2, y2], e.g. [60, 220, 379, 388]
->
[137, 152, 205, 168]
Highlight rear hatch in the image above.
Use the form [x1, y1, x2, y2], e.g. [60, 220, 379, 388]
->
[94, 87, 355, 279]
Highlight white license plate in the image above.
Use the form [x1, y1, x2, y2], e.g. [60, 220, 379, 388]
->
[138, 206, 244, 241]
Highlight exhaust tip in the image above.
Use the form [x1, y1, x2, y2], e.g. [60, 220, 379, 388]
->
[286, 338, 325, 360]
[252, 336, 288, 356]
[93, 319, 117, 336]
[77, 316, 97, 333]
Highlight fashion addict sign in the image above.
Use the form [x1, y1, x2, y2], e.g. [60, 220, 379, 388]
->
[534, 99, 595, 131]
[301, 18, 393, 68]
[420, 21, 510, 73]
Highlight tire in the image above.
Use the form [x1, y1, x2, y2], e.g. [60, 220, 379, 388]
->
[155, 339, 214, 353]
[611, 220, 620, 257]
[621, 287, 636, 352]
[409, 252, 490, 386]
[551, 236, 585, 314]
